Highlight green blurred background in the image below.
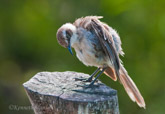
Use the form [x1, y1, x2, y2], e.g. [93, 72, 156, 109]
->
[0, 0, 165, 114]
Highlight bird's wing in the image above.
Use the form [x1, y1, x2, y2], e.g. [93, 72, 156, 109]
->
[89, 19, 120, 80]
[90, 18, 145, 108]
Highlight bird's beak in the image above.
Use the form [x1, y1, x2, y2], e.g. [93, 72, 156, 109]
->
[67, 43, 73, 55]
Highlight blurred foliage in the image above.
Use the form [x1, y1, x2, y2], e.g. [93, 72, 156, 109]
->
[0, 0, 165, 114]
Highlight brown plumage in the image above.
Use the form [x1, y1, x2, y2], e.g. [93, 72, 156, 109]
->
[56, 16, 146, 108]
[104, 67, 117, 81]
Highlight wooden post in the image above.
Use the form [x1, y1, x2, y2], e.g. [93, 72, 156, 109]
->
[23, 71, 119, 114]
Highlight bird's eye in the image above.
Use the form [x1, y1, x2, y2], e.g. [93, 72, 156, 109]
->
[66, 29, 73, 39]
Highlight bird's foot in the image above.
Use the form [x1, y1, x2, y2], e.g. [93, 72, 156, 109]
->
[74, 77, 93, 82]
[76, 83, 99, 88]
[76, 84, 91, 88]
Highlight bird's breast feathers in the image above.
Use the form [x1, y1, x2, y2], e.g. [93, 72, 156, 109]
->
[72, 29, 110, 67]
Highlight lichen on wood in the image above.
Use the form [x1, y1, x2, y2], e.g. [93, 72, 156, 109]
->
[23, 71, 119, 114]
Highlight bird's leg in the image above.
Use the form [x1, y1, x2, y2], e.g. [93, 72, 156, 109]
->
[85, 67, 101, 82]
[86, 67, 106, 88]
[74, 67, 100, 82]
[76, 67, 106, 88]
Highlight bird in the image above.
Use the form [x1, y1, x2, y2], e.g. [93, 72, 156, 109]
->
[56, 16, 146, 108]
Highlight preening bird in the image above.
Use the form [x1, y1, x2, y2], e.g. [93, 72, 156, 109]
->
[56, 16, 145, 108]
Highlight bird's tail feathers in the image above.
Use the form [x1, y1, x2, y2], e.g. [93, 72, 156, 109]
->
[119, 64, 146, 108]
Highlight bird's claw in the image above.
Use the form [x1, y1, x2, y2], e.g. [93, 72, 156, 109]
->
[74, 78, 92, 82]
[76, 83, 99, 88]
[76, 84, 90, 88]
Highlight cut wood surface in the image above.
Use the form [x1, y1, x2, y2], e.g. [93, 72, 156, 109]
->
[23, 71, 119, 114]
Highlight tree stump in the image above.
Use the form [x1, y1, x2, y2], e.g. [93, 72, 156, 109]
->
[23, 71, 119, 114]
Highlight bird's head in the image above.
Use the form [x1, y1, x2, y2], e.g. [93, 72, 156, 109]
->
[56, 23, 76, 55]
